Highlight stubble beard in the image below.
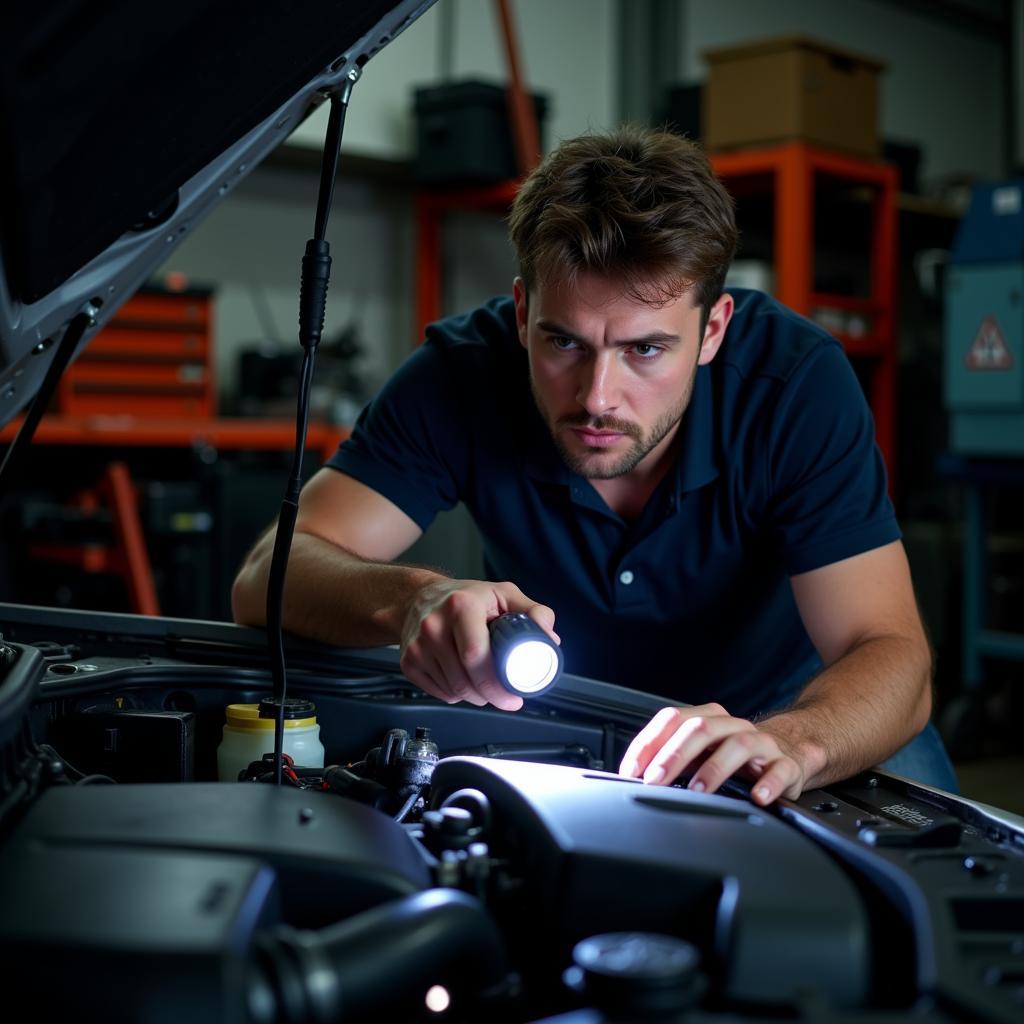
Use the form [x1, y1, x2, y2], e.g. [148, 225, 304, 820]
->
[531, 373, 695, 480]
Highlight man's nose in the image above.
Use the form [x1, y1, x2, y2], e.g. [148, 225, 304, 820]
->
[576, 353, 619, 416]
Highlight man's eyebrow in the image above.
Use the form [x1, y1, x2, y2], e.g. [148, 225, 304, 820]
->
[535, 319, 681, 346]
[535, 319, 584, 340]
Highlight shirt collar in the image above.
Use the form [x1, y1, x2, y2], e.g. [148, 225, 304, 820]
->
[672, 363, 719, 496]
[523, 364, 719, 497]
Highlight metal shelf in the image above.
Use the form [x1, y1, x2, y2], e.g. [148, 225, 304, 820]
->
[710, 142, 898, 485]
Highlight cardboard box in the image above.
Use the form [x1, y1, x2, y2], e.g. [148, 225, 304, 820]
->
[703, 35, 884, 156]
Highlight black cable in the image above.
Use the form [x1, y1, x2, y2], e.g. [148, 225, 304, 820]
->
[393, 785, 424, 823]
[265, 69, 361, 785]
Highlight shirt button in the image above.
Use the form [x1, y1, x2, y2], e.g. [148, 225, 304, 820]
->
[619, 570, 634, 585]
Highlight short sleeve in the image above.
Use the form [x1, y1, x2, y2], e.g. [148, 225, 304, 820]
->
[326, 340, 470, 532]
[765, 343, 900, 575]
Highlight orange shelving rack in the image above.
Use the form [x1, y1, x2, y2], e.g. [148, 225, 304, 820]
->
[414, 179, 521, 339]
[710, 142, 899, 483]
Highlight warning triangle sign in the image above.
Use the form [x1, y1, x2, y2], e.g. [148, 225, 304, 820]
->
[965, 316, 1014, 370]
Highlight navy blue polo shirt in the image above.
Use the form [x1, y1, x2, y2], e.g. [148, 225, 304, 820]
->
[327, 289, 899, 717]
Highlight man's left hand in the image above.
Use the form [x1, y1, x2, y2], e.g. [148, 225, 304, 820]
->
[618, 704, 806, 806]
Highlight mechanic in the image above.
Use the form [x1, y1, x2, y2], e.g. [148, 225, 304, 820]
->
[232, 125, 958, 805]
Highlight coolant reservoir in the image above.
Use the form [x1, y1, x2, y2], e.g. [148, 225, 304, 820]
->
[217, 698, 325, 781]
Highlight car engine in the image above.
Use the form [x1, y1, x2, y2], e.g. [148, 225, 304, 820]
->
[0, 603, 1022, 1024]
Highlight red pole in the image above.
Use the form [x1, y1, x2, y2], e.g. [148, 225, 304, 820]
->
[494, 0, 540, 176]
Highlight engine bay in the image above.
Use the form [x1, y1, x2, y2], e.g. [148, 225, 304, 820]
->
[1, 602, 1022, 1024]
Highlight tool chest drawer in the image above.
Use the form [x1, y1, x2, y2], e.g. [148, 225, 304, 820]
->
[58, 287, 215, 418]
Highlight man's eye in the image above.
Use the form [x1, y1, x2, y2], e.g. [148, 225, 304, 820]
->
[631, 343, 661, 358]
[550, 336, 578, 351]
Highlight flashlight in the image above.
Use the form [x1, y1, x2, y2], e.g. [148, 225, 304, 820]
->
[489, 612, 564, 696]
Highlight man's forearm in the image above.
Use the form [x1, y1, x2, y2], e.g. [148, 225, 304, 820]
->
[758, 633, 933, 791]
[231, 527, 444, 647]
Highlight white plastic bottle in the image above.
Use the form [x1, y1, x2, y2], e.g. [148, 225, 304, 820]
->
[217, 698, 325, 781]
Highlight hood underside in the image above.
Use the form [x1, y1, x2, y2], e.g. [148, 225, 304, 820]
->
[0, 0, 435, 429]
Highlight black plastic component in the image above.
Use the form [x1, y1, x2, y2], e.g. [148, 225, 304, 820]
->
[421, 805, 482, 855]
[0, 641, 45, 748]
[0, 843, 279, 1022]
[440, 787, 493, 833]
[564, 932, 705, 1019]
[52, 708, 195, 783]
[402, 725, 439, 786]
[253, 888, 509, 1024]
[963, 856, 995, 877]
[413, 79, 549, 185]
[298, 238, 332, 350]
[323, 764, 388, 804]
[367, 726, 440, 795]
[858, 818, 963, 848]
[258, 696, 316, 720]
[837, 782, 966, 848]
[8, 782, 431, 928]
[431, 756, 871, 1008]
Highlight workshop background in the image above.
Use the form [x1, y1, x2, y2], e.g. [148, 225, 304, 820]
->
[1, 0, 1022, 811]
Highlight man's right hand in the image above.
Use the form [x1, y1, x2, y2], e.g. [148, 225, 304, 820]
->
[399, 579, 559, 711]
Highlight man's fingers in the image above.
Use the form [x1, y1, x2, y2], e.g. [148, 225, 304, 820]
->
[525, 603, 560, 644]
[685, 730, 773, 794]
[621, 705, 744, 783]
[449, 616, 524, 711]
[642, 714, 749, 785]
[477, 678, 524, 711]
[401, 580, 553, 710]
[748, 760, 802, 806]
[401, 661, 463, 705]
[423, 625, 522, 711]
[619, 704, 806, 805]
[430, 642, 491, 706]
[496, 583, 560, 645]
[450, 601, 492, 674]
[619, 706, 686, 778]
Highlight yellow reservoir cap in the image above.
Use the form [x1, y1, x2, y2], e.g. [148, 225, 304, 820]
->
[225, 703, 316, 730]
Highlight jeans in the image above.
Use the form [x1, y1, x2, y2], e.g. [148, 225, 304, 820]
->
[876, 721, 959, 793]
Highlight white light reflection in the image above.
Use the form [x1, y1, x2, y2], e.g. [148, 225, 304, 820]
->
[425, 984, 451, 1014]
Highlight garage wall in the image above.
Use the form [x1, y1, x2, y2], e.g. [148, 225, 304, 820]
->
[160, 0, 1011, 413]
[289, 0, 618, 160]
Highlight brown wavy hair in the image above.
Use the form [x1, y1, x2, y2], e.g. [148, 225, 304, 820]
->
[509, 125, 738, 323]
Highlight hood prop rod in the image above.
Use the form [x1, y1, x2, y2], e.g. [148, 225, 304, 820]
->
[264, 67, 360, 785]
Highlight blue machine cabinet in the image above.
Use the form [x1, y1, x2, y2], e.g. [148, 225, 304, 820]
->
[939, 457, 1024, 694]
[945, 179, 1024, 455]
[941, 182, 1024, 745]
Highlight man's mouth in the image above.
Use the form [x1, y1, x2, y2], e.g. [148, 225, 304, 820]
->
[570, 427, 626, 448]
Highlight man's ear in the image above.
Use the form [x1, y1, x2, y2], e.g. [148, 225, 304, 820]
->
[697, 292, 734, 366]
[513, 277, 529, 348]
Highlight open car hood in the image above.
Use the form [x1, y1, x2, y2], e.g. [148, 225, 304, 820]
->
[0, 0, 435, 429]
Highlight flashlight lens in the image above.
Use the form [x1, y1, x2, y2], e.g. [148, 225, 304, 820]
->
[489, 611, 563, 696]
[504, 640, 560, 693]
